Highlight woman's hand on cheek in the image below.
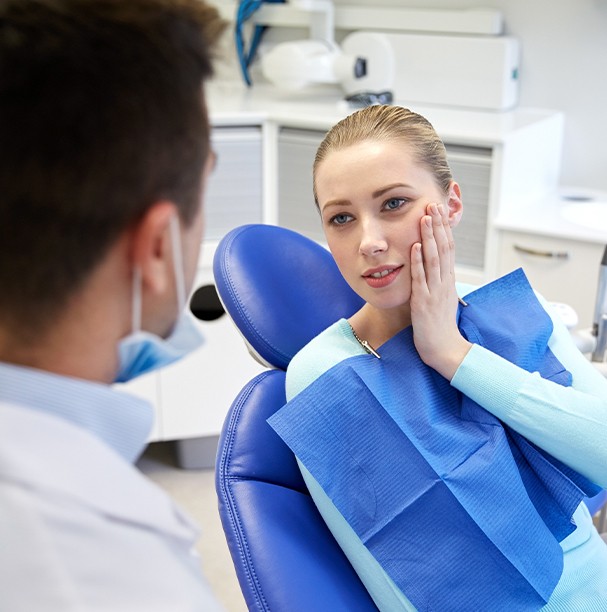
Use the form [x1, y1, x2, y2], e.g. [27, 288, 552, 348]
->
[409, 203, 472, 380]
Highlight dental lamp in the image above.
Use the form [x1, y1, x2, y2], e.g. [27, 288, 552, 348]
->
[260, 0, 394, 100]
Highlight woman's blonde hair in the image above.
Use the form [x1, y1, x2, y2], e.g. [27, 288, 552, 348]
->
[313, 104, 452, 206]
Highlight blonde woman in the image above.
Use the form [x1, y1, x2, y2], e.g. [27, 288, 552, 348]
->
[271, 105, 607, 611]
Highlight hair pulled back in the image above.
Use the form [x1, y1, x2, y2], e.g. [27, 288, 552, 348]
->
[313, 105, 452, 206]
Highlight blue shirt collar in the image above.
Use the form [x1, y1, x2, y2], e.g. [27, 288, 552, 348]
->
[0, 361, 153, 463]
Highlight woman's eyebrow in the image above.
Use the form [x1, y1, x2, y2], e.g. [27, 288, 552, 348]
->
[321, 199, 352, 211]
[372, 183, 412, 198]
[321, 182, 414, 211]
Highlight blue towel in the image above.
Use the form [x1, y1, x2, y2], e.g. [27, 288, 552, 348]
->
[269, 269, 600, 611]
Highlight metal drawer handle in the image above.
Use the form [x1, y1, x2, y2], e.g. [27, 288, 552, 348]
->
[513, 244, 569, 260]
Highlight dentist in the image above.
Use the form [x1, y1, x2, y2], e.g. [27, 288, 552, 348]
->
[0, 0, 225, 609]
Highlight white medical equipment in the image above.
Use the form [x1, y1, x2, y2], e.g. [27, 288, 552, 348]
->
[258, 1, 519, 110]
[260, 0, 393, 98]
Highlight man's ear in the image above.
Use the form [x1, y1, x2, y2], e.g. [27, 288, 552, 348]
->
[130, 202, 178, 296]
[447, 181, 463, 228]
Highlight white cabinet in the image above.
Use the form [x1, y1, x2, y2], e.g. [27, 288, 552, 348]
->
[433, 145, 493, 276]
[497, 230, 604, 329]
[158, 265, 266, 442]
[207, 84, 564, 286]
[204, 126, 263, 240]
[277, 128, 324, 241]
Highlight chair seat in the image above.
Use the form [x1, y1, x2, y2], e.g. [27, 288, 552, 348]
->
[215, 370, 377, 611]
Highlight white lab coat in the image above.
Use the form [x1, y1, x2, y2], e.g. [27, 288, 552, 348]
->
[0, 401, 222, 611]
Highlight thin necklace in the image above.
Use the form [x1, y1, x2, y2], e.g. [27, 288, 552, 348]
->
[348, 298, 467, 361]
[349, 323, 381, 359]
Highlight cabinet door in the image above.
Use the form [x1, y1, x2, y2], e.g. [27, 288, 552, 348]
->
[277, 128, 325, 241]
[205, 126, 263, 240]
[498, 230, 604, 329]
[447, 145, 492, 272]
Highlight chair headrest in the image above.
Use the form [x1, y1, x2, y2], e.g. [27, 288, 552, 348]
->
[213, 224, 364, 371]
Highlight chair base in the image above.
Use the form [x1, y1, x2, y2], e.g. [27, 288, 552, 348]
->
[176, 435, 219, 469]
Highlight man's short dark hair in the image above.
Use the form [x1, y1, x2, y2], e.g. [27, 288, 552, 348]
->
[0, 0, 225, 335]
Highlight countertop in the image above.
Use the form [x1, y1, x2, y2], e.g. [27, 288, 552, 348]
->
[206, 81, 562, 146]
[495, 187, 607, 245]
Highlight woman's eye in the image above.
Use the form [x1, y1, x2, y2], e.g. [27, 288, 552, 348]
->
[384, 198, 407, 211]
[330, 213, 353, 226]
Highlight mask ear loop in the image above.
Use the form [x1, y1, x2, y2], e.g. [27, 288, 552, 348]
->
[169, 214, 186, 313]
[132, 267, 143, 333]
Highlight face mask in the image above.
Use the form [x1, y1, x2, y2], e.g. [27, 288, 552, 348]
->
[114, 216, 204, 383]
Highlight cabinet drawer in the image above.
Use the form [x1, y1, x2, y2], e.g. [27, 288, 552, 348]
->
[498, 230, 604, 328]
[447, 146, 492, 271]
[205, 127, 263, 240]
[277, 128, 326, 242]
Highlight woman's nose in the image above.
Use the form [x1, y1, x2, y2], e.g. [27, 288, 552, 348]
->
[359, 220, 387, 256]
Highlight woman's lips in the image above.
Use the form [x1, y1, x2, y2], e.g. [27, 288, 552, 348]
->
[363, 266, 403, 288]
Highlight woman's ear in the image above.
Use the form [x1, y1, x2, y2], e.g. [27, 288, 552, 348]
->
[447, 181, 463, 228]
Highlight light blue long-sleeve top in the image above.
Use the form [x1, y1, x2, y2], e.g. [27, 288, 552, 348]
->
[285, 284, 607, 611]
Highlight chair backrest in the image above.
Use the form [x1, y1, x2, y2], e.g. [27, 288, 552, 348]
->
[213, 224, 375, 611]
[213, 223, 364, 370]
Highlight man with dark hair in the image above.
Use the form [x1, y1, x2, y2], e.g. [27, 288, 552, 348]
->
[0, 0, 226, 608]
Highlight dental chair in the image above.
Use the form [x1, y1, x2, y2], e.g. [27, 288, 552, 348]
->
[213, 224, 607, 610]
[213, 224, 375, 611]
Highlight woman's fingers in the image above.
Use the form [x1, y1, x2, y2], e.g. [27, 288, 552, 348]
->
[420, 203, 453, 286]
[413, 202, 458, 302]
[420, 210, 438, 289]
[439, 202, 456, 277]
[409, 240, 427, 305]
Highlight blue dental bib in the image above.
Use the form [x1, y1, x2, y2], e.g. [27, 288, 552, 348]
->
[269, 269, 600, 611]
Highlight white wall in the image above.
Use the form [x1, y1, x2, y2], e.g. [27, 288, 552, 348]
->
[332, 0, 607, 192]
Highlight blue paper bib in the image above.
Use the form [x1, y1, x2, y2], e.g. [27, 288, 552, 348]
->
[269, 269, 600, 612]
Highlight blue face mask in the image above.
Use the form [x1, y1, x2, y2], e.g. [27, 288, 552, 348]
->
[114, 216, 204, 383]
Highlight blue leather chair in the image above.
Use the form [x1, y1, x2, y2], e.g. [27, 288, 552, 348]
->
[213, 224, 375, 611]
[213, 223, 607, 610]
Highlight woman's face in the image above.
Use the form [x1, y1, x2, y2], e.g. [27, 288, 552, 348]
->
[315, 139, 461, 315]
